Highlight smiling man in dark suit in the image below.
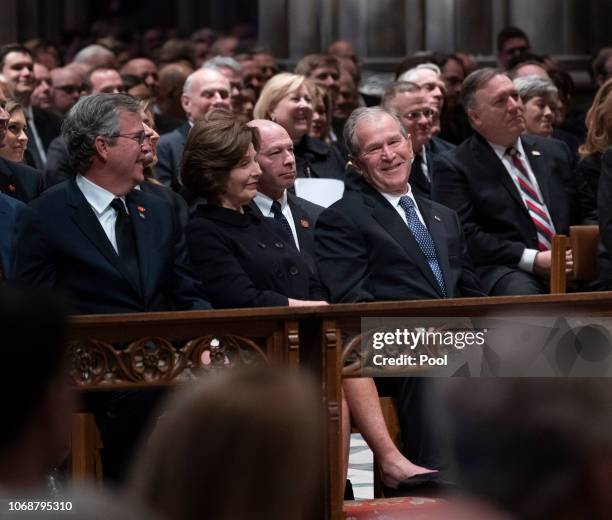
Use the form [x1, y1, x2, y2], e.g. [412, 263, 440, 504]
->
[315, 107, 483, 486]
[13, 93, 210, 481]
[432, 68, 577, 295]
[248, 119, 323, 271]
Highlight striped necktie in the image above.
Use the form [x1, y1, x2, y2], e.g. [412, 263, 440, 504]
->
[505, 146, 555, 251]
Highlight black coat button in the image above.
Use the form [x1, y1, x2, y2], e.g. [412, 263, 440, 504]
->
[289, 266, 299, 276]
[274, 242, 284, 248]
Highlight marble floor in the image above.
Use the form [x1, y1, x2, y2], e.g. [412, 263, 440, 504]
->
[347, 433, 374, 499]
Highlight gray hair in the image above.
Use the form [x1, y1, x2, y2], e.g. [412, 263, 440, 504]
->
[461, 67, 505, 112]
[397, 62, 442, 83]
[73, 44, 115, 65]
[514, 75, 559, 104]
[182, 68, 229, 96]
[202, 56, 242, 72]
[61, 93, 141, 175]
[382, 81, 422, 109]
[343, 106, 407, 157]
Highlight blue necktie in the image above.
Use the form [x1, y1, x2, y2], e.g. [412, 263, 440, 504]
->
[398, 195, 447, 296]
[271, 200, 294, 241]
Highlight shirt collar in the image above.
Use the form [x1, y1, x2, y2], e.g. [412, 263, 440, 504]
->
[76, 174, 124, 216]
[379, 186, 415, 209]
[254, 190, 288, 215]
[487, 137, 524, 161]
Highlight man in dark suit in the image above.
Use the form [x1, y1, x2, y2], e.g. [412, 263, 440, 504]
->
[13, 93, 210, 480]
[155, 68, 231, 189]
[248, 119, 323, 271]
[383, 81, 455, 199]
[0, 44, 61, 170]
[432, 68, 577, 295]
[0, 193, 32, 279]
[315, 107, 483, 487]
[0, 86, 44, 202]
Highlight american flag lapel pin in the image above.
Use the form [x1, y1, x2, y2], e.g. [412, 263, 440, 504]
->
[137, 206, 146, 219]
[300, 218, 310, 229]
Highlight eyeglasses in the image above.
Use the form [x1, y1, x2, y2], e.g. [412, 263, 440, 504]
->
[404, 108, 436, 121]
[111, 131, 148, 145]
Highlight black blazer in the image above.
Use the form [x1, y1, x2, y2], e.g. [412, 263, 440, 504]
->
[155, 122, 191, 190]
[314, 177, 483, 303]
[597, 148, 612, 287]
[431, 133, 578, 280]
[410, 137, 457, 199]
[186, 204, 324, 309]
[13, 178, 210, 314]
[294, 135, 346, 181]
[0, 157, 44, 203]
[0, 193, 29, 277]
[576, 152, 602, 224]
[249, 192, 324, 273]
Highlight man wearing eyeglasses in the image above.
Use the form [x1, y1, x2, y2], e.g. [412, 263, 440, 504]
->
[383, 81, 453, 198]
[50, 66, 83, 116]
[13, 93, 210, 481]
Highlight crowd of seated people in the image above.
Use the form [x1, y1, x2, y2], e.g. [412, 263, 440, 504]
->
[2, 19, 612, 519]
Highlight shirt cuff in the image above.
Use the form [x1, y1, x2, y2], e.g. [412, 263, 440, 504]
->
[519, 248, 538, 272]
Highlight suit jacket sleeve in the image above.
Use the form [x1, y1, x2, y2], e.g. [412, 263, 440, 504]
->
[164, 206, 212, 310]
[11, 204, 57, 287]
[187, 219, 290, 308]
[451, 209, 486, 297]
[432, 152, 526, 267]
[576, 154, 600, 224]
[154, 137, 176, 189]
[314, 204, 375, 303]
[598, 149, 612, 259]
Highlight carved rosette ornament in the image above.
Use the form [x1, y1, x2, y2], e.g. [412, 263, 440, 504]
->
[69, 335, 269, 388]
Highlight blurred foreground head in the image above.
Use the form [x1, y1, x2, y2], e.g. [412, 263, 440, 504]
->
[0, 286, 70, 489]
[442, 378, 612, 519]
[129, 368, 323, 520]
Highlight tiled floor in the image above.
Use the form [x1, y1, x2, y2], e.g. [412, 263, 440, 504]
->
[348, 433, 374, 499]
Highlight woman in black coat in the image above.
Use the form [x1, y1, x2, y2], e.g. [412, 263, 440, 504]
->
[576, 78, 612, 223]
[182, 109, 325, 309]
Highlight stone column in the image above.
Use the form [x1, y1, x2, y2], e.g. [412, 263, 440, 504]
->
[288, 0, 321, 59]
[258, 0, 289, 58]
[424, 0, 455, 53]
[0, 0, 18, 44]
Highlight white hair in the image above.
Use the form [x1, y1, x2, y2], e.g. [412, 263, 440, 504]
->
[398, 62, 442, 83]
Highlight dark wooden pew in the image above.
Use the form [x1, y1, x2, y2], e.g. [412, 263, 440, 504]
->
[67, 292, 612, 520]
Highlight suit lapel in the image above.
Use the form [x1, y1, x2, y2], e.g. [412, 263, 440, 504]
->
[418, 197, 452, 296]
[0, 159, 27, 202]
[366, 187, 444, 296]
[471, 135, 531, 220]
[287, 193, 313, 251]
[126, 191, 150, 298]
[67, 179, 141, 295]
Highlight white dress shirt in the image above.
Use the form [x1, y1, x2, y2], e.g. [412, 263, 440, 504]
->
[380, 186, 427, 228]
[487, 138, 554, 273]
[253, 190, 300, 250]
[76, 175, 128, 254]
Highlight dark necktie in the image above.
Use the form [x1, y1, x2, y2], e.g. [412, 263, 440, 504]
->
[398, 195, 447, 296]
[110, 198, 140, 286]
[270, 200, 294, 242]
[505, 147, 555, 251]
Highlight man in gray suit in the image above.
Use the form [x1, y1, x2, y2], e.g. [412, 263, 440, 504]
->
[155, 68, 231, 190]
